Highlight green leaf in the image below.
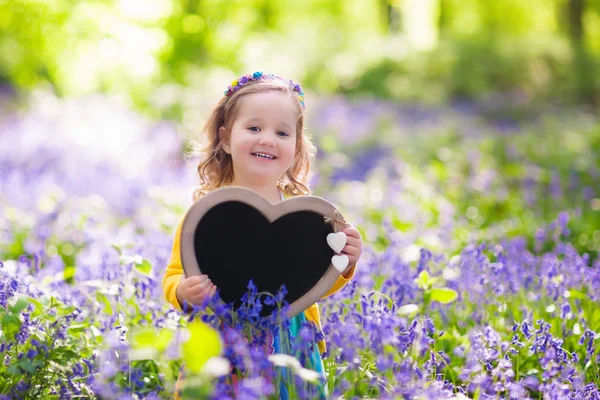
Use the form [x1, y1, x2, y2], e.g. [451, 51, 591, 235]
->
[28, 297, 44, 317]
[20, 359, 39, 374]
[182, 320, 222, 374]
[7, 364, 21, 375]
[415, 270, 437, 290]
[134, 259, 152, 276]
[132, 328, 157, 349]
[111, 244, 123, 254]
[67, 323, 89, 334]
[155, 329, 175, 353]
[10, 297, 30, 314]
[49, 296, 65, 309]
[96, 292, 113, 315]
[415, 270, 430, 288]
[112, 243, 134, 254]
[64, 265, 76, 282]
[391, 216, 414, 232]
[569, 290, 587, 300]
[132, 327, 175, 353]
[2, 314, 22, 340]
[430, 287, 459, 304]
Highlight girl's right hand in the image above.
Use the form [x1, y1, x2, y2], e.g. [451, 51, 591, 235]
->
[176, 274, 217, 307]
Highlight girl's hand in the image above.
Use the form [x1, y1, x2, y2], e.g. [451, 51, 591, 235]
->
[340, 226, 362, 275]
[176, 274, 217, 307]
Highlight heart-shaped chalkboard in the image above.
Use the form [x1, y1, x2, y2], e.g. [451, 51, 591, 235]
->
[179, 186, 348, 317]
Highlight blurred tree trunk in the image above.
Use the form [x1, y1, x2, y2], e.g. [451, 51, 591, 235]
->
[568, 0, 598, 106]
[385, 0, 402, 34]
[260, 0, 277, 30]
[438, 0, 447, 34]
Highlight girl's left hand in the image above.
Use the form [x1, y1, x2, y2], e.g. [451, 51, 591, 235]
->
[341, 226, 362, 274]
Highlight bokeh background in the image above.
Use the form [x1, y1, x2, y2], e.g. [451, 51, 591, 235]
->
[1, 1, 600, 398]
[2, 0, 600, 107]
[3, 0, 599, 257]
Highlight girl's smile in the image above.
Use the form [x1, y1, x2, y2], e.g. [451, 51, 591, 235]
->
[251, 152, 277, 160]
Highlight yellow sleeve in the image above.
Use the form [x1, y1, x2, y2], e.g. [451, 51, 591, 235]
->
[322, 263, 356, 298]
[162, 218, 185, 311]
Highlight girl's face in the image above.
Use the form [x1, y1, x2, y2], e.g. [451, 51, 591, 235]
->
[221, 91, 299, 187]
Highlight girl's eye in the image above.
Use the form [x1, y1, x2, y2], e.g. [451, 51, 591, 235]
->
[248, 126, 260, 132]
[277, 131, 290, 137]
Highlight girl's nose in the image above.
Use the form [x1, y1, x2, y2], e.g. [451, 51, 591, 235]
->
[258, 136, 276, 147]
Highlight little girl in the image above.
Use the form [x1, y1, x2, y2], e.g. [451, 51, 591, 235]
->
[162, 72, 362, 399]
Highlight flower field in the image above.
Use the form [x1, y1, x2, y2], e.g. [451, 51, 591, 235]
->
[1, 92, 599, 399]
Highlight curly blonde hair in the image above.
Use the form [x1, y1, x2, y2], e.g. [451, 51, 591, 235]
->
[192, 76, 316, 201]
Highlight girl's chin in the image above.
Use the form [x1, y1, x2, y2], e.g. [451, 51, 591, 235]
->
[237, 169, 284, 183]
[247, 158, 283, 171]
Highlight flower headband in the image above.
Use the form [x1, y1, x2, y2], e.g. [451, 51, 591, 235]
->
[224, 71, 306, 110]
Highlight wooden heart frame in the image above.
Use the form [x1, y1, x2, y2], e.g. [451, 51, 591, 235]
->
[179, 186, 349, 318]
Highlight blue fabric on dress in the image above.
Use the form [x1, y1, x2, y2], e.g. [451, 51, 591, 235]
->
[271, 312, 327, 400]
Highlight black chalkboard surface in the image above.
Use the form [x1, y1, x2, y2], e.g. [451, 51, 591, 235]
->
[179, 186, 348, 317]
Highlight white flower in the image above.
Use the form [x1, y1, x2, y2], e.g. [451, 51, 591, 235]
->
[2, 260, 17, 274]
[268, 354, 321, 382]
[268, 353, 301, 369]
[397, 304, 419, 315]
[296, 367, 321, 382]
[200, 356, 231, 378]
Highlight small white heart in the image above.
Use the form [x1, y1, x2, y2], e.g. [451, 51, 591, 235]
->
[332, 255, 349, 273]
[327, 232, 347, 254]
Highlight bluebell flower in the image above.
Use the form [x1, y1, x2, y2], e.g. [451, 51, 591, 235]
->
[274, 284, 288, 304]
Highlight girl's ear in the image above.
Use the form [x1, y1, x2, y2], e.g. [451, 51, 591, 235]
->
[218, 126, 231, 154]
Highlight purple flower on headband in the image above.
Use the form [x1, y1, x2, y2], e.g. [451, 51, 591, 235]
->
[224, 71, 305, 109]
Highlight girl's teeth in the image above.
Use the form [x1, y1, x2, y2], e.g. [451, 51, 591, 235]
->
[253, 153, 274, 159]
